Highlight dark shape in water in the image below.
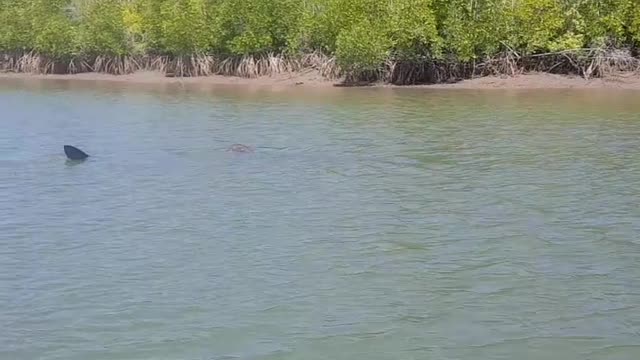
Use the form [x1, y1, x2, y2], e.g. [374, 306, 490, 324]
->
[227, 144, 254, 153]
[64, 145, 89, 160]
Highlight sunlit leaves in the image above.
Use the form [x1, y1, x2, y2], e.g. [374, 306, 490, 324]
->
[1, 0, 639, 67]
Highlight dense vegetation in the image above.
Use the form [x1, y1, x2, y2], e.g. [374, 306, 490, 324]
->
[1, 0, 640, 83]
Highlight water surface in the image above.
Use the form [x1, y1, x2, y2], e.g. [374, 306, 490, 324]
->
[1, 79, 640, 360]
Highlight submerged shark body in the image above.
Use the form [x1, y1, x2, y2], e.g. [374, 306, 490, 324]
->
[227, 144, 254, 153]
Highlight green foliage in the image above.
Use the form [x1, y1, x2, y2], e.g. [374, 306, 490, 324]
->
[0, 0, 32, 52]
[560, 0, 631, 47]
[211, 0, 302, 55]
[435, 0, 480, 61]
[434, 0, 510, 61]
[212, 0, 274, 55]
[2, 0, 640, 70]
[548, 32, 585, 52]
[388, 0, 441, 59]
[293, 0, 442, 70]
[121, 1, 147, 54]
[288, 1, 331, 53]
[30, 0, 78, 59]
[78, 0, 129, 56]
[506, 0, 564, 54]
[630, 5, 640, 43]
[159, 0, 210, 56]
[336, 21, 392, 72]
[137, 0, 165, 53]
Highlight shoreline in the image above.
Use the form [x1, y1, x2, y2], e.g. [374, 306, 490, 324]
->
[2, 70, 640, 90]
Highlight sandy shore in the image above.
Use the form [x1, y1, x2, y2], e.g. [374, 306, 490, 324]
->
[2, 70, 640, 90]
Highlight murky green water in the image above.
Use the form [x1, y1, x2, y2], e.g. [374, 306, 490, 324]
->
[1, 79, 640, 360]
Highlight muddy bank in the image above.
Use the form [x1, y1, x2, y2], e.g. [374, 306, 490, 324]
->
[419, 72, 640, 90]
[0, 70, 335, 89]
[2, 70, 640, 90]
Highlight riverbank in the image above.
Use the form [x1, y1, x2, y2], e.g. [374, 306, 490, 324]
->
[2, 70, 640, 90]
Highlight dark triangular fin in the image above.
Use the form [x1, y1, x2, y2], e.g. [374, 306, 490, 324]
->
[64, 145, 89, 160]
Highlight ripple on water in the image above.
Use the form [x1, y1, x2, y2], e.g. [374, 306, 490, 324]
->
[1, 83, 640, 360]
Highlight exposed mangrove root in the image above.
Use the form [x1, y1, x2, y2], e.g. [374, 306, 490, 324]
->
[340, 47, 640, 85]
[301, 52, 342, 79]
[91, 56, 133, 75]
[2, 48, 638, 85]
[161, 52, 340, 79]
[473, 47, 640, 81]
